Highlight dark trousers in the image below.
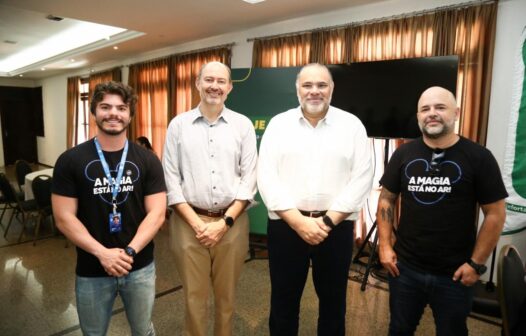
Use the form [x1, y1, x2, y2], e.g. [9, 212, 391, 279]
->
[388, 261, 474, 336]
[267, 218, 354, 336]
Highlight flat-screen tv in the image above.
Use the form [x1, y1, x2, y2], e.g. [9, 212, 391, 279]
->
[329, 55, 458, 139]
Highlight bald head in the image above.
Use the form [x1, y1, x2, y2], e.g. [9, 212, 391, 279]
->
[197, 61, 232, 82]
[417, 86, 459, 140]
[418, 86, 457, 110]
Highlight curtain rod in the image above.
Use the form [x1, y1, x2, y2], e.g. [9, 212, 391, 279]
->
[126, 42, 235, 66]
[174, 42, 235, 57]
[246, 0, 495, 42]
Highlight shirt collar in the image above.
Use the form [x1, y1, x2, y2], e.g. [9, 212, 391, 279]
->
[191, 105, 231, 124]
[296, 105, 334, 126]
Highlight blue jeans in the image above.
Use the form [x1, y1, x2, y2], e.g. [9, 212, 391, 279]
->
[75, 261, 156, 336]
[388, 261, 474, 336]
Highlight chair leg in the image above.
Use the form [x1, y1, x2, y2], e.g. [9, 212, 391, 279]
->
[0, 205, 7, 229]
[17, 213, 28, 243]
[50, 215, 56, 235]
[4, 209, 16, 238]
[33, 214, 43, 246]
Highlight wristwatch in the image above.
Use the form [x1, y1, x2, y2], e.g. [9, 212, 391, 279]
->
[467, 259, 487, 275]
[223, 215, 235, 228]
[125, 246, 137, 258]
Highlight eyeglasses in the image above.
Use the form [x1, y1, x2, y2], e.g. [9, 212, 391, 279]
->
[430, 149, 445, 176]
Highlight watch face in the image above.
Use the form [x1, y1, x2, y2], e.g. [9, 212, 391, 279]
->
[224, 216, 234, 227]
[125, 247, 136, 257]
[469, 260, 487, 275]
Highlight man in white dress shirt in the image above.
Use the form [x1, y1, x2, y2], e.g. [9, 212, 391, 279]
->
[258, 63, 373, 336]
[162, 61, 257, 336]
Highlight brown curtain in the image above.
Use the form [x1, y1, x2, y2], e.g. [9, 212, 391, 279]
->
[441, 4, 497, 144]
[87, 67, 122, 139]
[128, 59, 169, 157]
[252, 34, 311, 67]
[310, 28, 353, 64]
[251, 1, 498, 242]
[252, 2, 497, 144]
[168, 47, 231, 116]
[66, 76, 80, 149]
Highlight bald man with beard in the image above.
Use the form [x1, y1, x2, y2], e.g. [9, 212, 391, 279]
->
[377, 86, 507, 336]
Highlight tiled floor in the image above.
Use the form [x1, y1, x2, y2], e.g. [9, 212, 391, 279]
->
[0, 225, 502, 336]
[0, 164, 502, 335]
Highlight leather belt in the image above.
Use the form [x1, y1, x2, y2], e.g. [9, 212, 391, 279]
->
[299, 210, 327, 218]
[192, 206, 227, 218]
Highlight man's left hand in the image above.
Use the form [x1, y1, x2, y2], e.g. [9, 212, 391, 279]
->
[196, 220, 228, 248]
[452, 263, 480, 286]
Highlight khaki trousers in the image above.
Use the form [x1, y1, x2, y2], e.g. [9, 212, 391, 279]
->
[170, 211, 249, 336]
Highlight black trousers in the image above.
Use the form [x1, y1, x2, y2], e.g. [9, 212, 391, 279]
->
[267, 218, 354, 336]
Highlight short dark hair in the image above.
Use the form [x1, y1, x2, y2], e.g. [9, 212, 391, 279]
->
[90, 81, 137, 117]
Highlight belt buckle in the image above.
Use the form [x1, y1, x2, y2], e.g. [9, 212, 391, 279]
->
[207, 210, 217, 217]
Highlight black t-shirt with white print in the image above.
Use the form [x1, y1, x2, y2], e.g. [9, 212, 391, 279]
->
[380, 137, 508, 276]
[52, 139, 166, 277]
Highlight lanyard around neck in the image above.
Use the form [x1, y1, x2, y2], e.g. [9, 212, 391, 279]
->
[94, 137, 129, 211]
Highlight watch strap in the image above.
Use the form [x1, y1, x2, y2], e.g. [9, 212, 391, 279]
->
[322, 215, 336, 229]
[125, 246, 137, 258]
[467, 259, 486, 275]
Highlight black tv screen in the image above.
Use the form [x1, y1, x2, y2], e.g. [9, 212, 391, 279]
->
[328, 56, 458, 139]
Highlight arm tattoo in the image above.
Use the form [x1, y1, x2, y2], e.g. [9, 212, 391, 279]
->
[379, 188, 398, 225]
[380, 206, 395, 225]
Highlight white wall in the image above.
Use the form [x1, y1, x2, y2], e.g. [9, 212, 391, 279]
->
[37, 76, 68, 166]
[487, 0, 526, 272]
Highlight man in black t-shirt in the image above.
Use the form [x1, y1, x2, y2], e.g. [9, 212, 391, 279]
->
[377, 86, 507, 336]
[52, 81, 166, 336]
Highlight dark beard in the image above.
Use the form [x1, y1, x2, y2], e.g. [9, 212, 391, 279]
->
[96, 120, 128, 136]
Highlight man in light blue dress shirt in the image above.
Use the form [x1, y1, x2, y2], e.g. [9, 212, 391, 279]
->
[163, 61, 257, 336]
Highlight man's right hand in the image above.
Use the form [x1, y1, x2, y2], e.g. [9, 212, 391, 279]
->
[293, 217, 328, 245]
[191, 220, 206, 236]
[98, 247, 133, 277]
[379, 244, 400, 277]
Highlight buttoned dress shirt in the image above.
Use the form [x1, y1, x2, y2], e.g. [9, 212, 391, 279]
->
[163, 106, 257, 210]
[258, 105, 373, 220]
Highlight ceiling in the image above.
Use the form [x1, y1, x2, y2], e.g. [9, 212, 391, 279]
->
[0, 0, 385, 79]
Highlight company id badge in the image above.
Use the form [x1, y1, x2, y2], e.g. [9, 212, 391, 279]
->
[109, 212, 122, 233]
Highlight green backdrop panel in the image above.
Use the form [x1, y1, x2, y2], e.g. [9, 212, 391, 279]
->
[228, 67, 301, 235]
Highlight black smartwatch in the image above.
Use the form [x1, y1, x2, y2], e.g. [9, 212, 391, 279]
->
[322, 215, 336, 230]
[125, 246, 137, 258]
[223, 215, 235, 228]
[467, 259, 487, 275]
